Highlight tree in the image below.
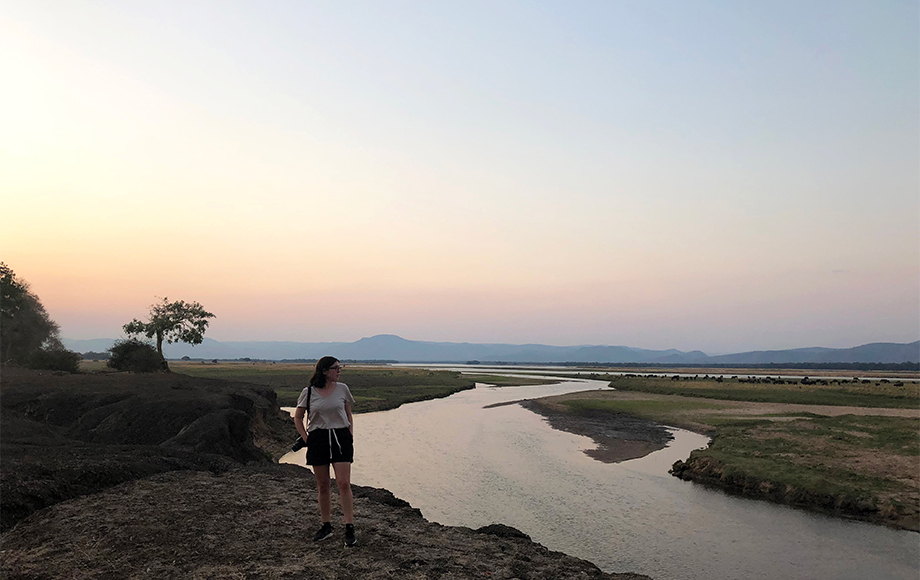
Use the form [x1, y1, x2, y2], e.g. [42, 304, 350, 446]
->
[107, 338, 164, 372]
[123, 298, 215, 367]
[28, 347, 81, 373]
[1, 263, 64, 365]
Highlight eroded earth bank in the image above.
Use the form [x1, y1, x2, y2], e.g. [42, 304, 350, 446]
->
[0, 368, 649, 580]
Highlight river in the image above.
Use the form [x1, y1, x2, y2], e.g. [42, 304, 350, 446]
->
[282, 377, 919, 580]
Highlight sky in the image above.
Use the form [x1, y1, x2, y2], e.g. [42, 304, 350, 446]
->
[2, 1, 918, 354]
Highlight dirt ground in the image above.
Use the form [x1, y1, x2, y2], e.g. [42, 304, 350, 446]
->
[1, 465, 650, 580]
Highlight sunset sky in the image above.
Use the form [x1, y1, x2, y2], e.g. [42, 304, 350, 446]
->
[2, 1, 918, 354]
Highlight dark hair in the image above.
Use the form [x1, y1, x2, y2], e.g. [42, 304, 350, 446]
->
[309, 356, 340, 388]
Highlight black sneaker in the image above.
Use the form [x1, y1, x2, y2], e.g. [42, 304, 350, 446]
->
[344, 524, 356, 547]
[313, 522, 333, 542]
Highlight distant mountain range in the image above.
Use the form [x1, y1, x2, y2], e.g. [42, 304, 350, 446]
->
[62, 335, 920, 365]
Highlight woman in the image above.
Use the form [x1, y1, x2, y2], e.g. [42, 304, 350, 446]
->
[294, 356, 357, 547]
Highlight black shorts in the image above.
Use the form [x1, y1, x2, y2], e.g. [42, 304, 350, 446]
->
[305, 427, 354, 466]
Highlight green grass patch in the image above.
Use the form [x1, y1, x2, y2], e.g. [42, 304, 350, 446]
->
[170, 362, 476, 412]
[778, 414, 920, 456]
[558, 397, 734, 433]
[692, 416, 918, 497]
[609, 375, 920, 408]
[79, 360, 109, 372]
[561, 398, 725, 419]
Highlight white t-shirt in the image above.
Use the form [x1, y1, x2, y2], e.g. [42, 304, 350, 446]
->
[296, 382, 355, 431]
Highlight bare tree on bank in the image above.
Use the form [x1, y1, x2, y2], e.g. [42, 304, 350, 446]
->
[123, 298, 215, 368]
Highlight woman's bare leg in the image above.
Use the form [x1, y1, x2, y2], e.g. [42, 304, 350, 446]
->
[312, 465, 332, 522]
[332, 462, 354, 524]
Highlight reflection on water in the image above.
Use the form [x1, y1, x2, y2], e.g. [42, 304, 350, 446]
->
[282, 379, 919, 580]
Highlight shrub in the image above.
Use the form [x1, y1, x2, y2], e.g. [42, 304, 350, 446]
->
[107, 339, 165, 372]
[28, 347, 81, 373]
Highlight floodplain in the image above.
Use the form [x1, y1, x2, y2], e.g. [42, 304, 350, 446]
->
[527, 373, 920, 530]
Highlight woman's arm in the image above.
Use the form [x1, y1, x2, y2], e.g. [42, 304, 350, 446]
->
[294, 407, 308, 442]
[345, 402, 353, 436]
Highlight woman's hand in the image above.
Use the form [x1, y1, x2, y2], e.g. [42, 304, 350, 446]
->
[293, 407, 309, 442]
[345, 402, 354, 436]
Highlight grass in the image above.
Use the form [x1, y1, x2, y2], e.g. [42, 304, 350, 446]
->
[774, 414, 919, 454]
[689, 414, 920, 503]
[560, 398, 727, 422]
[79, 360, 109, 372]
[166, 362, 478, 412]
[80, 360, 559, 412]
[607, 374, 920, 409]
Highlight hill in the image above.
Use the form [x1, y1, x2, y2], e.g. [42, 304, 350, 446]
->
[63, 336, 920, 365]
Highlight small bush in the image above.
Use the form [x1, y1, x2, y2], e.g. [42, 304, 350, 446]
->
[107, 339, 165, 372]
[28, 347, 81, 373]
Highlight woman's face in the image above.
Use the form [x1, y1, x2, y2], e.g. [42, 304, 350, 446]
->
[324, 362, 342, 381]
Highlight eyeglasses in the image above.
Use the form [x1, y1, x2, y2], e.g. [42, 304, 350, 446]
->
[329, 364, 344, 371]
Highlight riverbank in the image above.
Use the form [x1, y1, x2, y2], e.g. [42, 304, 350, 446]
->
[521, 384, 919, 531]
[1, 367, 649, 579]
[516, 398, 673, 463]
